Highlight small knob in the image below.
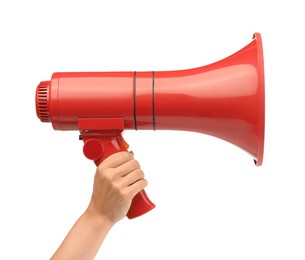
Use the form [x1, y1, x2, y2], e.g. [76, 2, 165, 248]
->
[83, 139, 104, 161]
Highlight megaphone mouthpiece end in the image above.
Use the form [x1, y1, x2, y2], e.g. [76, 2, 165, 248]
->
[36, 81, 51, 122]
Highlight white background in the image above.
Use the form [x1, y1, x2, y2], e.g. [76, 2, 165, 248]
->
[1, 0, 304, 259]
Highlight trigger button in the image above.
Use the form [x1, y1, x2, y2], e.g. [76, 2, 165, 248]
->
[119, 135, 129, 149]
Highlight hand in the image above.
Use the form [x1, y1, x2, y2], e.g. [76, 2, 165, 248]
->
[50, 152, 148, 260]
[86, 151, 148, 224]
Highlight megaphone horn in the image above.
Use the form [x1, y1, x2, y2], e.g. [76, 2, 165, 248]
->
[151, 32, 265, 165]
[36, 33, 265, 166]
[36, 32, 265, 218]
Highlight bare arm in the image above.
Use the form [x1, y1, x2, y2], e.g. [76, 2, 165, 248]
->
[51, 152, 147, 260]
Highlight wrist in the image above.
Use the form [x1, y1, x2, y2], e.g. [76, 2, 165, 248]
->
[84, 206, 116, 230]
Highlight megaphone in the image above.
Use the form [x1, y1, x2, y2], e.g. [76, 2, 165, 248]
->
[36, 32, 265, 219]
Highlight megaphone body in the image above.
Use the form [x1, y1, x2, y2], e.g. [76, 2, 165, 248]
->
[36, 33, 265, 219]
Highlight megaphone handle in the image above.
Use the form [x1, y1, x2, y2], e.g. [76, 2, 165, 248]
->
[82, 133, 155, 219]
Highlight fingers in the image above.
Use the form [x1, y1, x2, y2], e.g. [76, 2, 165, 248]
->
[96, 151, 148, 201]
[99, 152, 142, 178]
[125, 179, 148, 199]
[116, 159, 141, 177]
[100, 151, 133, 169]
[97, 151, 144, 183]
[118, 168, 148, 202]
[119, 168, 145, 187]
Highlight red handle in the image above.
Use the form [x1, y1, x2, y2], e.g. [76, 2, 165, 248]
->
[81, 133, 155, 219]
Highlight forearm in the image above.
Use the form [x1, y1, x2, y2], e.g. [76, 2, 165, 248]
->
[50, 209, 114, 260]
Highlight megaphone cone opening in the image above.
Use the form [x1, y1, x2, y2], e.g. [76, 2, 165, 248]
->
[253, 32, 265, 166]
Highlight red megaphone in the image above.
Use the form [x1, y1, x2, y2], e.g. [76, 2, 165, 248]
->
[36, 32, 265, 218]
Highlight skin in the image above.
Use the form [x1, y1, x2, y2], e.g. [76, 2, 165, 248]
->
[50, 151, 148, 260]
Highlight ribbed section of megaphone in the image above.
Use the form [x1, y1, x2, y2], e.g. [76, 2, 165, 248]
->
[153, 33, 265, 165]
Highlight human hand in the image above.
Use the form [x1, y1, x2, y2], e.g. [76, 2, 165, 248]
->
[86, 151, 148, 225]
